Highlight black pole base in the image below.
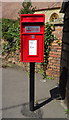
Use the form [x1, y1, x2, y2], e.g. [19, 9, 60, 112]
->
[21, 103, 43, 118]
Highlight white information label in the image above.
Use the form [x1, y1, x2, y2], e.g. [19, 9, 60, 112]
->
[29, 40, 37, 55]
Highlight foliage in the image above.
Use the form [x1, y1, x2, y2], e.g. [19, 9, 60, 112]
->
[18, 2, 35, 15]
[42, 22, 55, 78]
[0, 19, 2, 39]
[2, 1, 36, 72]
[44, 22, 54, 64]
[2, 2, 35, 54]
[2, 19, 20, 53]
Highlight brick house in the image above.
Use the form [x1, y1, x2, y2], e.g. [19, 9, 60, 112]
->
[2, 2, 64, 80]
[32, 2, 64, 80]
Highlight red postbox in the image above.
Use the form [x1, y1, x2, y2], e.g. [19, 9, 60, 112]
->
[20, 14, 45, 62]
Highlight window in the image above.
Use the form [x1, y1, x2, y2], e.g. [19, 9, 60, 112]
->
[50, 13, 59, 22]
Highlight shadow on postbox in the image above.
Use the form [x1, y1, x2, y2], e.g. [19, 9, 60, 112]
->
[20, 14, 45, 62]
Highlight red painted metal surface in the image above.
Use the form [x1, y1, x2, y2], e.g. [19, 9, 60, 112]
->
[20, 14, 45, 62]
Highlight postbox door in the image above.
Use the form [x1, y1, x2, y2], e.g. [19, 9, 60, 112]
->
[22, 34, 44, 62]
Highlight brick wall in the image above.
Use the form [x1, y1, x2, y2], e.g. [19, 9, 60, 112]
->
[46, 25, 63, 80]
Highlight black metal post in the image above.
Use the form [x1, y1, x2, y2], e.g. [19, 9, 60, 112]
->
[29, 62, 35, 111]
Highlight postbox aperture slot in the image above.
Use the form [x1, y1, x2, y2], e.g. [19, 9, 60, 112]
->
[25, 26, 40, 33]
[29, 40, 37, 56]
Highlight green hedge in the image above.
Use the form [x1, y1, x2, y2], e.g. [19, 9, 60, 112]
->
[2, 18, 20, 53]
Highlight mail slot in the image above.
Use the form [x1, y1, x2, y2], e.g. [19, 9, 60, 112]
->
[20, 14, 45, 62]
